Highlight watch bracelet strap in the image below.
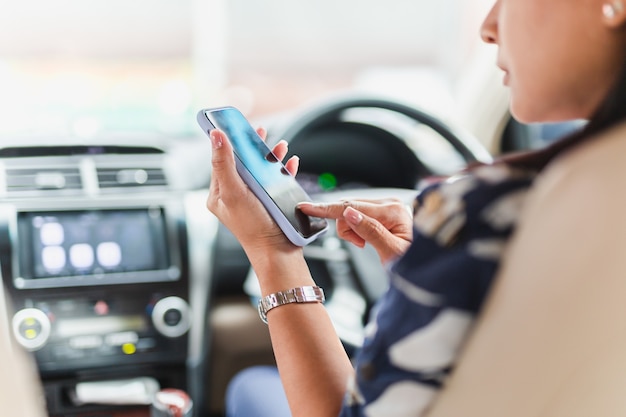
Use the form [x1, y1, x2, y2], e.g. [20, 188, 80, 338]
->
[258, 286, 325, 324]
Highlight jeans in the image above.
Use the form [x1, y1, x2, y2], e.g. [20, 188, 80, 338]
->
[225, 366, 291, 417]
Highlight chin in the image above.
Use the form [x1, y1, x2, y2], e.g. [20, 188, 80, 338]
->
[509, 107, 543, 124]
[509, 101, 584, 125]
[508, 94, 539, 123]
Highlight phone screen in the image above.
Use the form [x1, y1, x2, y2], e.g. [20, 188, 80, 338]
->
[200, 107, 328, 243]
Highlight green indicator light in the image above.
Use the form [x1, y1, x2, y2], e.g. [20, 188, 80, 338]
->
[318, 173, 337, 191]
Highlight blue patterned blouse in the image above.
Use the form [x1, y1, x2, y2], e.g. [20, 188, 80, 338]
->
[339, 163, 537, 417]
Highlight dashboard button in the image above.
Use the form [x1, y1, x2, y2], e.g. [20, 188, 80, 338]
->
[12, 308, 52, 351]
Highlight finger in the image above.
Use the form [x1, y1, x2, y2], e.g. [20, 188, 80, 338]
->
[284, 155, 300, 176]
[342, 197, 402, 206]
[208, 129, 246, 207]
[342, 207, 408, 263]
[272, 140, 289, 161]
[207, 130, 226, 212]
[342, 199, 413, 224]
[210, 129, 235, 173]
[339, 199, 394, 214]
[271, 140, 301, 176]
[344, 207, 397, 260]
[335, 217, 367, 248]
[297, 201, 352, 220]
[299, 199, 403, 220]
[256, 127, 267, 140]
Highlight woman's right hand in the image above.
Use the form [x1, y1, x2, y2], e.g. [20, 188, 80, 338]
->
[298, 198, 414, 264]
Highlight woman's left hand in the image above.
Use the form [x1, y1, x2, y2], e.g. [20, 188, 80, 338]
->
[207, 127, 357, 417]
[206, 127, 300, 251]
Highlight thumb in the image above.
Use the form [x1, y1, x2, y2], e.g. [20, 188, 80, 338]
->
[210, 129, 237, 179]
[210, 129, 228, 164]
[208, 129, 245, 205]
[342, 206, 400, 263]
[343, 206, 389, 244]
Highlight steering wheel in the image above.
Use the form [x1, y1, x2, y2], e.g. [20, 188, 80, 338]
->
[258, 95, 493, 350]
[276, 95, 492, 166]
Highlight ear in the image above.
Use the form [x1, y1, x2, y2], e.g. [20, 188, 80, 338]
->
[602, 0, 626, 28]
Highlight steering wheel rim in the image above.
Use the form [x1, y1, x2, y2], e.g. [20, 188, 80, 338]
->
[274, 94, 493, 165]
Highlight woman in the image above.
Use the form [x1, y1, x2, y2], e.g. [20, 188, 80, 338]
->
[208, 0, 626, 416]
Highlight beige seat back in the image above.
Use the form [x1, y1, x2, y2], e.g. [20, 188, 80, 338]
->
[426, 122, 626, 416]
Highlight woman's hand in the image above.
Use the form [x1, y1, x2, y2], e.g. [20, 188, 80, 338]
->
[208, 127, 354, 417]
[298, 198, 413, 264]
[206, 127, 299, 251]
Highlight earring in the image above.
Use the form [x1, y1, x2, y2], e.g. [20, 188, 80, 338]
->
[603, 1, 624, 19]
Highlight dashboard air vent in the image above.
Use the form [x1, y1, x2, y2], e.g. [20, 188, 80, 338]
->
[5, 168, 82, 193]
[97, 167, 168, 188]
[0, 145, 164, 157]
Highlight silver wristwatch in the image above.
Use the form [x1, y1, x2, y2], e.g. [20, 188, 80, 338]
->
[257, 286, 325, 324]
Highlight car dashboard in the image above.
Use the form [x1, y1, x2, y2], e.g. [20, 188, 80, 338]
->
[0, 138, 216, 417]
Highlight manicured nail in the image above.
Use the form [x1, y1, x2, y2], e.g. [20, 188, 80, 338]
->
[297, 201, 318, 209]
[344, 207, 363, 225]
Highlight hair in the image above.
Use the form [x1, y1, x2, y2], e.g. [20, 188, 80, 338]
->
[497, 51, 626, 172]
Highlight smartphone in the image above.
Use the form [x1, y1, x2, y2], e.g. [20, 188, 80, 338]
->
[197, 106, 328, 246]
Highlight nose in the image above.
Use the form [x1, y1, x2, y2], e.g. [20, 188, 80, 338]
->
[480, 1, 500, 44]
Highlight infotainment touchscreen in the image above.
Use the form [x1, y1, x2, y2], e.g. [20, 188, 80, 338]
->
[14, 208, 179, 289]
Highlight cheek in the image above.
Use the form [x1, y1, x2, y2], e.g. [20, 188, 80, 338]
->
[498, 2, 576, 122]
[508, 45, 613, 123]
[501, 1, 611, 122]
[503, 36, 588, 122]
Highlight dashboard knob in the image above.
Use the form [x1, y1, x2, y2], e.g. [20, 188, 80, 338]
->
[12, 308, 52, 351]
[151, 297, 191, 338]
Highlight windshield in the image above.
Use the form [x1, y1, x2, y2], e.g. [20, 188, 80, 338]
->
[0, 0, 493, 140]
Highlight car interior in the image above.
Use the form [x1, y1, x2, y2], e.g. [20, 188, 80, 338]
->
[0, 1, 586, 416]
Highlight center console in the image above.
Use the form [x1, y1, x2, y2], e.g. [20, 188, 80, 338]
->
[0, 143, 216, 417]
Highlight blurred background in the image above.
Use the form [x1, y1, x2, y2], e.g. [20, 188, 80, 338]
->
[0, 0, 501, 144]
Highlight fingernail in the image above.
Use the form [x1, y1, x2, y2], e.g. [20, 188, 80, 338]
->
[210, 130, 223, 149]
[344, 207, 363, 225]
